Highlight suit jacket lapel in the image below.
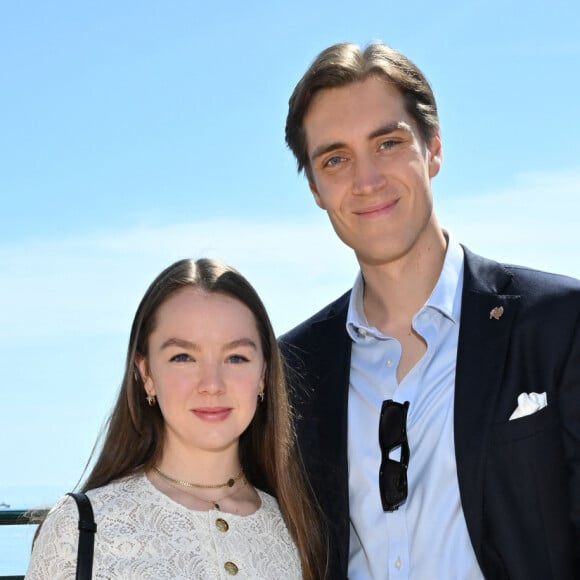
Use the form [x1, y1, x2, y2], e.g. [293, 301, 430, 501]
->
[311, 298, 351, 462]
[309, 293, 352, 574]
[455, 248, 521, 562]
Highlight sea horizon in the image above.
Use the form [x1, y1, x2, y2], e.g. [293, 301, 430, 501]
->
[0, 526, 36, 576]
[1, 484, 64, 576]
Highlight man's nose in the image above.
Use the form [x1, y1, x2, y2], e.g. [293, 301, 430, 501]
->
[352, 155, 385, 196]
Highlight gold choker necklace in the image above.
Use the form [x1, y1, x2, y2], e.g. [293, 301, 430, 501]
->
[153, 466, 244, 490]
[159, 473, 248, 511]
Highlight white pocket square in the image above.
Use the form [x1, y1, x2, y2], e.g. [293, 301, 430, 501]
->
[509, 392, 548, 420]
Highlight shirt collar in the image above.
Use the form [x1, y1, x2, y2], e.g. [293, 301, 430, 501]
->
[426, 231, 464, 322]
[346, 231, 464, 341]
[346, 270, 369, 340]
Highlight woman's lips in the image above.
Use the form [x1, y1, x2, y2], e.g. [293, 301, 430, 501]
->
[192, 407, 232, 421]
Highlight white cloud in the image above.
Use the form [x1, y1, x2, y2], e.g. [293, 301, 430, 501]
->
[438, 168, 580, 278]
[0, 216, 356, 341]
[1, 167, 578, 346]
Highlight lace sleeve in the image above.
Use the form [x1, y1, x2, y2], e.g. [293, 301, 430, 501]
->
[25, 495, 79, 579]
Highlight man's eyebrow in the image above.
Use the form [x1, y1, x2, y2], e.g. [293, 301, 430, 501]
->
[159, 337, 258, 350]
[310, 121, 413, 162]
[368, 121, 412, 140]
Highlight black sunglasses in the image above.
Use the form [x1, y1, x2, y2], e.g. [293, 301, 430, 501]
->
[379, 399, 410, 512]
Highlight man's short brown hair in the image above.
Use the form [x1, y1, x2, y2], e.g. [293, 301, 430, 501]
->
[285, 41, 440, 180]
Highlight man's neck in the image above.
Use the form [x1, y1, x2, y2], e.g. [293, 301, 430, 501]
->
[359, 227, 447, 334]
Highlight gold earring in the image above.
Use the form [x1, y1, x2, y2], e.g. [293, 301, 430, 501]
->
[258, 391, 264, 403]
[146, 393, 156, 407]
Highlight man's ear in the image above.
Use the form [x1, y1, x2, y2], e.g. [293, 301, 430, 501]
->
[309, 180, 326, 209]
[427, 132, 443, 178]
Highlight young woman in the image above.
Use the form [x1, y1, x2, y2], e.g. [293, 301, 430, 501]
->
[26, 258, 326, 579]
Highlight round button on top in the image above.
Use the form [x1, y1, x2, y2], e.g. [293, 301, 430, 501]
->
[215, 518, 229, 532]
[224, 561, 239, 575]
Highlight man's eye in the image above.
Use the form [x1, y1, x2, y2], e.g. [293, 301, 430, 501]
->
[170, 353, 191, 362]
[324, 155, 345, 168]
[380, 139, 398, 150]
[228, 354, 249, 364]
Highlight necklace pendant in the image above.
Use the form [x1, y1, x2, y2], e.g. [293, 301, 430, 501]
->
[226, 478, 235, 488]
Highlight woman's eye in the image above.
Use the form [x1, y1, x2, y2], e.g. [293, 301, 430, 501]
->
[170, 353, 191, 362]
[228, 354, 249, 364]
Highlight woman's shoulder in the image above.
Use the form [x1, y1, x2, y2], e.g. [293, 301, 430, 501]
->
[255, 488, 280, 511]
[26, 494, 82, 578]
[84, 471, 157, 516]
[254, 489, 290, 527]
[85, 471, 147, 498]
[40, 492, 79, 533]
[34, 473, 145, 533]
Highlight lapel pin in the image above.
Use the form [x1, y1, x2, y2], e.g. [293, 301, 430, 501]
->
[489, 306, 504, 320]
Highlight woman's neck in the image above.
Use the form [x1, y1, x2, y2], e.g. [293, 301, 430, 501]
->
[156, 442, 242, 487]
[147, 447, 259, 515]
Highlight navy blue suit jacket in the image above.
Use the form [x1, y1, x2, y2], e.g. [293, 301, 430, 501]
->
[280, 248, 580, 579]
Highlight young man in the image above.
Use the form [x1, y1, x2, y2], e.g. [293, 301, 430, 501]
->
[280, 41, 580, 579]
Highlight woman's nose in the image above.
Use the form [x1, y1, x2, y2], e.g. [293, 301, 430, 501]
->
[197, 364, 225, 394]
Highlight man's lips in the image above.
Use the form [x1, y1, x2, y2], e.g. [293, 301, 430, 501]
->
[192, 407, 232, 421]
[355, 198, 399, 217]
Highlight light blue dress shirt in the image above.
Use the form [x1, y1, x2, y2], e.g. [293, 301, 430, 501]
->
[346, 234, 484, 579]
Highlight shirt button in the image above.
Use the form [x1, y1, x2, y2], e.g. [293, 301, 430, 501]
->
[386, 359, 393, 367]
[224, 561, 239, 575]
[358, 327, 367, 337]
[215, 518, 229, 532]
[395, 558, 402, 570]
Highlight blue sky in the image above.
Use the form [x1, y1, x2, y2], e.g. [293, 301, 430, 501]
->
[1, 0, 579, 509]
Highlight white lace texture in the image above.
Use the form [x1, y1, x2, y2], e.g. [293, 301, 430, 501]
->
[26, 472, 302, 579]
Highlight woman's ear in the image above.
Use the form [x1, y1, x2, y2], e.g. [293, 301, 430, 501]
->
[135, 355, 155, 395]
[255, 365, 266, 401]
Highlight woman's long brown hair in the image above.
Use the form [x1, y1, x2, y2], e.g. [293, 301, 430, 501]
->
[44, 258, 326, 578]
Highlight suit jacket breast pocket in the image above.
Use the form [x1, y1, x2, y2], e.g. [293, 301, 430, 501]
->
[490, 405, 558, 445]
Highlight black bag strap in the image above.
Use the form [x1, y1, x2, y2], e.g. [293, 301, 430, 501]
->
[67, 492, 96, 580]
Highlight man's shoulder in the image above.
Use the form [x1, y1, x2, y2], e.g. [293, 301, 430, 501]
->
[464, 246, 578, 285]
[464, 246, 580, 299]
[506, 263, 580, 290]
[279, 289, 351, 347]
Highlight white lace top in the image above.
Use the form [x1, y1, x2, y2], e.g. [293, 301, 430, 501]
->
[25, 472, 301, 579]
